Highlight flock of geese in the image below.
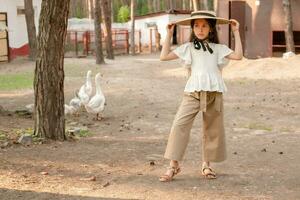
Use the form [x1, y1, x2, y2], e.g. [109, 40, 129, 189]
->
[26, 70, 106, 120]
[65, 70, 105, 120]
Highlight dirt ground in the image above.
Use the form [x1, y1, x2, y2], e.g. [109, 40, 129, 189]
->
[0, 53, 300, 200]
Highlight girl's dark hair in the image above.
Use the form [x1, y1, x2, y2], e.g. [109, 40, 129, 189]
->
[189, 18, 219, 43]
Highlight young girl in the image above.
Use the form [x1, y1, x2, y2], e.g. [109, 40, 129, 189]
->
[159, 10, 243, 182]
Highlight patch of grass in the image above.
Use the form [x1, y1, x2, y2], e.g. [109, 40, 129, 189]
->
[0, 132, 7, 140]
[0, 73, 33, 91]
[280, 127, 292, 132]
[78, 129, 91, 137]
[248, 122, 272, 131]
[66, 128, 92, 140]
[238, 80, 247, 85]
[12, 128, 45, 144]
[13, 128, 34, 137]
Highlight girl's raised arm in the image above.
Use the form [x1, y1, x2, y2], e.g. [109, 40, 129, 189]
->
[160, 24, 179, 61]
[226, 19, 243, 60]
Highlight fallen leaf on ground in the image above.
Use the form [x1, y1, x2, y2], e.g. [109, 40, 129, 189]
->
[102, 182, 110, 187]
[80, 176, 96, 181]
[40, 171, 49, 175]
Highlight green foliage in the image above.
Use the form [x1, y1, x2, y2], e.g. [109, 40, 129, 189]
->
[117, 6, 130, 23]
[78, 129, 91, 137]
[136, 0, 149, 16]
[140, 4, 149, 15]
[0, 73, 33, 91]
[113, 0, 122, 22]
[75, 7, 85, 19]
[14, 128, 34, 136]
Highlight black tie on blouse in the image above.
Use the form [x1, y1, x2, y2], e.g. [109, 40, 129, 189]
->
[193, 38, 213, 54]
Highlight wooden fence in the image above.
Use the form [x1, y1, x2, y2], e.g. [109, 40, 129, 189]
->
[65, 29, 141, 58]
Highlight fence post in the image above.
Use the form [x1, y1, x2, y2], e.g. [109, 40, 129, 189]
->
[149, 29, 152, 53]
[125, 30, 129, 54]
[138, 30, 141, 53]
[113, 30, 116, 48]
[86, 31, 90, 55]
[155, 27, 161, 52]
[75, 31, 78, 57]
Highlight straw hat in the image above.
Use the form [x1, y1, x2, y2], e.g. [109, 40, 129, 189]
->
[173, 10, 230, 26]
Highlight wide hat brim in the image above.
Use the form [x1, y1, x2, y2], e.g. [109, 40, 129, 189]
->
[173, 16, 230, 26]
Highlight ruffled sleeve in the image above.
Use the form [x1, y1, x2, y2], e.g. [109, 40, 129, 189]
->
[217, 44, 233, 68]
[172, 42, 192, 68]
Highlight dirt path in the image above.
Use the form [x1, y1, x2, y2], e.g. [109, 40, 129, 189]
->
[0, 54, 300, 200]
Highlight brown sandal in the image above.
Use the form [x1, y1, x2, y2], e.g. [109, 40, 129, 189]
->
[202, 166, 217, 179]
[159, 166, 181, 182]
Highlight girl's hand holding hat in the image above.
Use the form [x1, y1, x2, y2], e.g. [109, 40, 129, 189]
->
[167, 23, 175, 36]
[230, 19, 240, 32]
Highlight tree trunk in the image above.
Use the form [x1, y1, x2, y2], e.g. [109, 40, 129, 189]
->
[165, 0, 170, 10]
[121, 0, 130, 6]
[152, 0, 157, 12]
[69, 0, 75, 17]
[83, 0, 89, 18]
[24, 0, 37, 61]
[200, 0, 208, 10]
[94, 0, 105, 64]
[69, 0, 88, 18]
[183, 0, 187, 10]
[101, 0, 114, 59]
[33, 0, 70, 140]
[111, 0, 114, 22]
[193, 0, 199, 11]
[147, 0, 153, 13]
[190, 0, 193, 10]
[177, 0, 182, 9]
[153, 0, 159, 12]
[89, 0, 95, 19]
[156, 0, 161, 11]
[282, 0, 295, 52]
[202, 0, 208, 10]
[173, 0, 177, 9]
[130, 0, 135, 55]
[208, 0, 214, 10]
[169, 0, 174, 10]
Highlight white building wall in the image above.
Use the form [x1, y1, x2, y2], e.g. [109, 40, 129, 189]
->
[0, 0, 41, 48]
[132, 14, 169, 45]
[131, 13, 190, 46]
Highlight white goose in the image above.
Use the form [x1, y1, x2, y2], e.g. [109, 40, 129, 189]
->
[85, 73, 105, 120]
[25, 104, 34, 113]
[64, 104, 76, 115]
[69, 90, 81, 110]
[68, 90, 81, 116]
[78, 70, 93, 105]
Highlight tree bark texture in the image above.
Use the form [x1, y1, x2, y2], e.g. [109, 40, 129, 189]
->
[101, 0, 114, 59]
[130, 0, 135, 55]
[88, 0, 95, 19]
[193, 0, 199, 11]
[94, 0, 105, 64]
[34, 0, 70, 140]
[24, 0, 37, 61]
[282, 0, 295, 52]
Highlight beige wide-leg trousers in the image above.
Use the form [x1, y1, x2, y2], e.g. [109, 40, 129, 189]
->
[164, 91, 226, 162]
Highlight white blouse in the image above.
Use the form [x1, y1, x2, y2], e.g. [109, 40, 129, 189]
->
[173, 42, 233, 93]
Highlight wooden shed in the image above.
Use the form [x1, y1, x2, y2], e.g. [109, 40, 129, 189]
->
[216, 0, 300, 58]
